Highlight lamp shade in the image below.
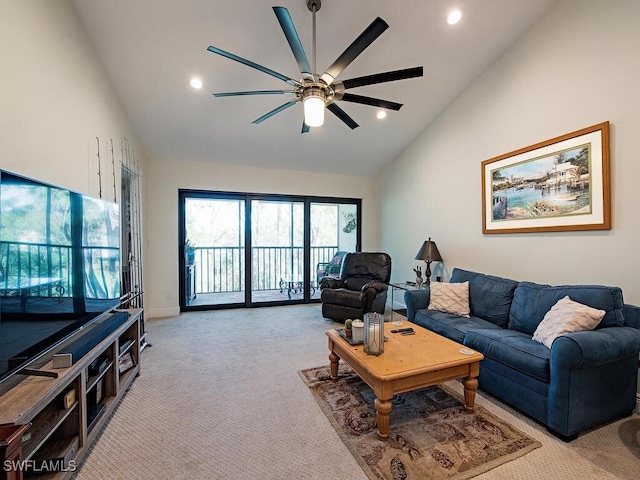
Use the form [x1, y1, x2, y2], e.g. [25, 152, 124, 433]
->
[415, 237, 443, 262]
[303, 89, 325, 127]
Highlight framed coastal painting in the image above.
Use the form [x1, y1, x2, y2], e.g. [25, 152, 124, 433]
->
[481, 122, 611, 234]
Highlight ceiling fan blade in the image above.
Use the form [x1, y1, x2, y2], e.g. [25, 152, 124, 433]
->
[301, 120, 310, 134]
[207, 46, 300, 87]
[326, 103, 359, 130]
[252, 100, 299, 124]
[273, 6, 313, 81]
[213, 90, 295, 97]
[334, 67, 424, 92]
[320, 17, 389, 85]
[337, 93, 402, 111]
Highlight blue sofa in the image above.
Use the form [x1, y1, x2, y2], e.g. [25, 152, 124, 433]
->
[404, 268, 640, 441]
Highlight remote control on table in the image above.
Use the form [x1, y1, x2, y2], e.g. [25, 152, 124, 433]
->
[401, 331, 416, 335]
[391, 328, 414, 333]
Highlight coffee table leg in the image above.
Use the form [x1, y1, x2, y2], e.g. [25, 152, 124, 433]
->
[463, 376, 479, 413]
[329, 351, 340, 379]
[374, 397, 392, 440]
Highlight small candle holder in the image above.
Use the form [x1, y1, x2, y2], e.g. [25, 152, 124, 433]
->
[363, 312, 384, 356]
[352, 319, 364, 343]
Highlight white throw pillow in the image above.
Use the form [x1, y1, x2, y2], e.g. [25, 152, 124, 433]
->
[428, 282, 470, 318]
[532, 295, 605, 348]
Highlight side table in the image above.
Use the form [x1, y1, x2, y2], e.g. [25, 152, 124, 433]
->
[279, 277, 316, 299]
[389, 282, 424, 320]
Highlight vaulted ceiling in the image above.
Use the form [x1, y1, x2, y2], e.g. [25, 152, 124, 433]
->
[70, 0, 557, 176]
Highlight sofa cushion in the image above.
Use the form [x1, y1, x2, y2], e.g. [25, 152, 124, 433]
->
[450, 268, 518, 328]
[509, 281, 624, 335]
[464, 329, 551, 383]
[413, 310, 502, 344]
[532, 296, 606, 348]
[428, 281, 470, 317]
[474, 356, 549, 424]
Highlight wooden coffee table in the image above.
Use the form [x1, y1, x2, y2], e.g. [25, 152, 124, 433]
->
[326, 322, 484, 440]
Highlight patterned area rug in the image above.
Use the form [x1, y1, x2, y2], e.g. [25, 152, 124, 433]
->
[299, 364, 541, 480]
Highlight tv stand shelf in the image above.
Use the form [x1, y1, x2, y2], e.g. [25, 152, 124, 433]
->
[0, 309, 142, 480]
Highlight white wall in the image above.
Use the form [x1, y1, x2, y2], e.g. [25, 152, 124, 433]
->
[379, 0, 640, 306]
[144, 157, 379, 318]
[0, 0, 144, 196]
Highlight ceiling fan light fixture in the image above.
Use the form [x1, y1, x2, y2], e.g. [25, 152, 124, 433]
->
[303, 88, 325, 127]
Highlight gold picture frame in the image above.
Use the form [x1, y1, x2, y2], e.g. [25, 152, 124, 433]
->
[482, 122, 611, 234]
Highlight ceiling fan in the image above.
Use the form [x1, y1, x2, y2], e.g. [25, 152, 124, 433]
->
[206, 0, 424, 133]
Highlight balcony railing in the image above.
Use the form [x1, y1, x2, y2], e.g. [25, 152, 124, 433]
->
[1, 241, 341, 299]
[0, 241, 119, 299]
[191, 246, 339, 294]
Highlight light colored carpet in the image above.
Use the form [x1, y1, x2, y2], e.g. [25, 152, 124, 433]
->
[74, 304, 640, 479]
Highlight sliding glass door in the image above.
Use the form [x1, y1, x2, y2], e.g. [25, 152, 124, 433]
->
[179, 190, 360, 310]
[182, 194, 245, 307]
[250, 199, 305, 304]
[310, 202, 359, 300]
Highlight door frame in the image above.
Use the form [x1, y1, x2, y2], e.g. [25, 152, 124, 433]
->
[178, 189, 361, 311]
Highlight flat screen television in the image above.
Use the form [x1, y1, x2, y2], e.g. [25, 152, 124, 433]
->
[0, 170, 121, 394]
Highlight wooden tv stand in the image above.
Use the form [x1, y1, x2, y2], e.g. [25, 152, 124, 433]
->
[0, 309, 142, 479]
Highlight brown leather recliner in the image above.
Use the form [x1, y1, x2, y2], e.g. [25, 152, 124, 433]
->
[319, 252, 392, 322]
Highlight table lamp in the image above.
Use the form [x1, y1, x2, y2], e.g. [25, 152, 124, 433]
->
[415, 237, 443, 286]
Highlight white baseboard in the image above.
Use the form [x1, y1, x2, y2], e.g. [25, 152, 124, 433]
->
[387, 297, 406, 311]
[393, 301, 406, 311]
[147, 306, 180, 319]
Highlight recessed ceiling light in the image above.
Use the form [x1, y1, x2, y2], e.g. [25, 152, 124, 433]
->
[190, 77, 203, 89]
[447, 9, 462, 25]
[376, 110, 387, 120]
